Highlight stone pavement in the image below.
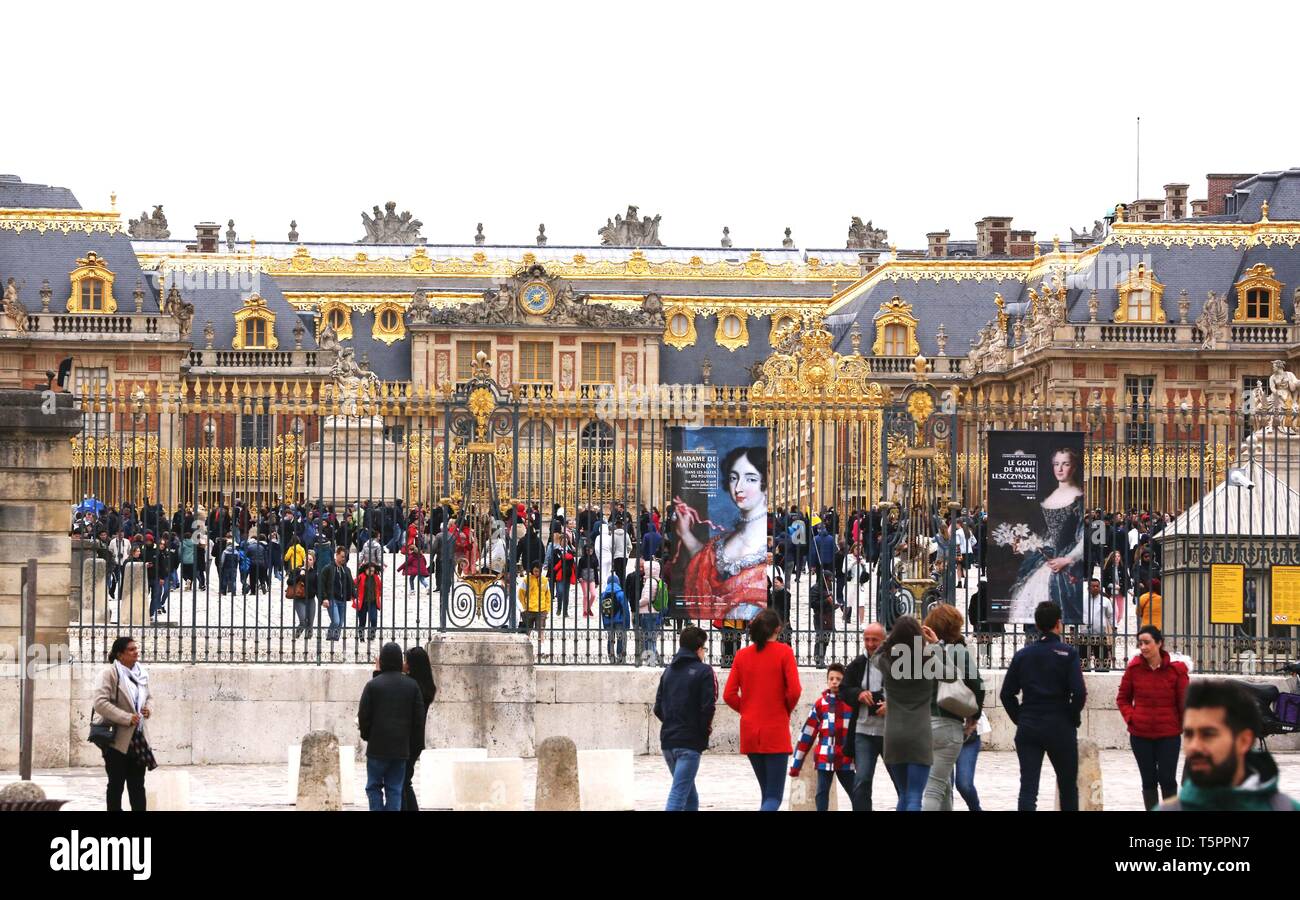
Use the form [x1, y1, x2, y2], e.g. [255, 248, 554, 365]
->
[7, 750, 1299, 811]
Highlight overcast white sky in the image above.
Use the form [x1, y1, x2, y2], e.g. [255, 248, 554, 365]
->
[8, 1, 1297, 250]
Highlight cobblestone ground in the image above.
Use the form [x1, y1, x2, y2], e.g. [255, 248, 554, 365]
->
[8, 751, 1299, 811]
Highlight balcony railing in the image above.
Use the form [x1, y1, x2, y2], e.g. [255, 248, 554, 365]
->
[1099, 323, 1179, 343]
[188, 350, 319, 368]
[1231, 323, 1291, 344]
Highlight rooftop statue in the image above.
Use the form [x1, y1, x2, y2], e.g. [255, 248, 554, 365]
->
[598, 205, 663, 247]
[406, 289, 433, 325]
[162, 283, 195, 338]
[358, 201, 425, 245]
[2, 277, 29, 332]
[1070, 219, 1106, 244]
[128, 205, 170, 240]
[846, 216, 888, 250]
[1196, 290, 1230, 350]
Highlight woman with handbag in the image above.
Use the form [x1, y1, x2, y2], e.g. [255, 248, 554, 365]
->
[91, 636, 156, 811]
[920, 605, 985, 811]
[289, 551, 318, 639]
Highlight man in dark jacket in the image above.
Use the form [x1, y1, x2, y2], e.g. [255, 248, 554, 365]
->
[653, 625, 717, 811]
[1000, 601, 1087, 810]
[516, 524, 545, 572]
[358, 642, 428, 812]
[321, 546, 354, 642]
[840, 622, 886, 811]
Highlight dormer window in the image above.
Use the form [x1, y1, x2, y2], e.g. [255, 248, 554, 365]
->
[1233, 263, 1285, 323]
[65, 251, 117, 314]
[232, 293, 279, 350]
[318, 301, 353, 341]
[1113, 262, 1166, 324]
[372, 302, 406, 345]
[872, 296, 920, 357]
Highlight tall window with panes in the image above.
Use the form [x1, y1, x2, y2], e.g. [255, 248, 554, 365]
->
[456, 340, 491, 380]
[1125, 375, 1155, 445]
[74, 366, 111, 435]
[240, 404, 271, 448]
[518, 341, 553, 382]
[883, 323, 908, 356]
[582, 342, 615, 384]
[80, 278, 105, 311]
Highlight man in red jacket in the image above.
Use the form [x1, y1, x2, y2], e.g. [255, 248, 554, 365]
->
[1116, 625, 1188, 809]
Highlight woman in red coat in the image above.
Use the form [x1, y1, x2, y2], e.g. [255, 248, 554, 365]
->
[1116, 625, 1188, 809]
[723, 608, 802, 811]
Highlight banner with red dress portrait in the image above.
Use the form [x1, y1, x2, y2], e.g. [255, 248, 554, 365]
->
[666, 426, 769, 622]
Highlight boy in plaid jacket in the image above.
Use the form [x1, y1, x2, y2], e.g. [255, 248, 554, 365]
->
[790, 663, 856, 811]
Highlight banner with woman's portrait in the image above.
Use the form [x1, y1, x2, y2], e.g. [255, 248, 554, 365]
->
[666, 427, 769, 622]
[986, 431, 1086, 625]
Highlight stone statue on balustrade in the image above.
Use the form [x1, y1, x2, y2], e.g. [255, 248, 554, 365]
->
[1196, 290, 1230, 350]
[317, 321, 341, 352]
[128, 205, 170, 240]
[2, 278, 29, 333]
[598, 206, 663, 247]
[162, 284, 194, 338]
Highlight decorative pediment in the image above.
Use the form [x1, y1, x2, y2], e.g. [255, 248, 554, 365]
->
[1113, 262, 1166, 324]
[871, 296, 920, 357]
[232, 293, 279, 350]
[1233, 262, 1286, 323]
[423, 264, 663, 330]
[751, 312, 888, 405]
[65, 251, 117, 314]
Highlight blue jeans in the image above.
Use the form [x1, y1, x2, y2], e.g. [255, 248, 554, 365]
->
[554, 581, 570, 616]
[850, 733, 884, 811]
[816, 769, 855, 812]
[885, 762, 931, 811]
[663, 747, 702, 811]
[326, 598, 345, 640]
[1014, 717, 1078, 811]
[955, 734, 983, 811]
[637, 613, 661, 665]
[366, 757, 406, 811]
[149, 578, 166, 616]
[747, 753, 788, 811]
[356, 603, 378, 640]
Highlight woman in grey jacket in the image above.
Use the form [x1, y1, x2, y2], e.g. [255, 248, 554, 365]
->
[921, 605, 985, 811]
[876, 615, 942, 811]
[92, 636, 157, 811]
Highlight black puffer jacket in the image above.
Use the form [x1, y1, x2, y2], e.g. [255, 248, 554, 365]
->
[653, 648, 717, 752]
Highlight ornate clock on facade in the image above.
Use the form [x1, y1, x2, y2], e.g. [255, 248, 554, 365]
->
[519, 280, 555, 316]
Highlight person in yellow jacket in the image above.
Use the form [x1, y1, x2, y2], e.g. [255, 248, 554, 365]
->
[283, 537, 306, 571]
[518, 562, 552, 644]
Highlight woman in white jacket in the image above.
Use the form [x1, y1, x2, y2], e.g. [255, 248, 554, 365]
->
[636, 558, 663, 666]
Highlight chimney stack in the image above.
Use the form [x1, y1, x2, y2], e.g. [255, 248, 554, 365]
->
[1205, 173, 1255, 216]
[975, 217, 1012, 257]
[1163, 183, 1188, 220]
[192, 222, 221, 253]
[1190, 199, 1208, 217]
[926, 230, 950, 258]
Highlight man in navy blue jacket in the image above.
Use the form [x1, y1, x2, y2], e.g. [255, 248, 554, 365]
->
[654, 625, 717, 811]
[1000, 600, 1087, 810]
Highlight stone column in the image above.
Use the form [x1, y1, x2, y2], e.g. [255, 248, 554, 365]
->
[0, 390, 80, 651]
[424, 631, 536, 757]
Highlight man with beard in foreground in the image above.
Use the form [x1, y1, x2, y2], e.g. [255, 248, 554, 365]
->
[1159, 680, 1299, 811]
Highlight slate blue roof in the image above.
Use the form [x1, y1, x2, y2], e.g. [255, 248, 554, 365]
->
[0, 227, 161, 313]
[179, 272, 312, 350]
[0, 175, 81, 210]
[1230, 169, 1300, 223]
[659, 314, 775, 386]
[338, 311, 410, 382]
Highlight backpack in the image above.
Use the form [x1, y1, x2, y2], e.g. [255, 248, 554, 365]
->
[652, 577, 670, 613]
[600, 591, 617, 619]
[238, 550, 250, 574]
[1277, 692, 1300, 727]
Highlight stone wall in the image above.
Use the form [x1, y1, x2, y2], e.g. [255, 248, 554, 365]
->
[3, 661, 1296, 769]
[0, 389, 80, 652]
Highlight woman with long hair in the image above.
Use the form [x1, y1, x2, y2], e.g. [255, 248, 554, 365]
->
[401, 646, 436, 811]
[1007, 446, 1085, 623]
[577, 543, 599, 617]
[723, 608, 802, 811]
[1102, 548, 1130, 626]
[92, 636, 157, 811]
[877, 614, 941, 811]
[920, 605, 985, 811]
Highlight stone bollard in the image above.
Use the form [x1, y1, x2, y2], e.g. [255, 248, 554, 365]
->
[120, 563, 149, 627]
[1055, 738, 1103, 811]
[296, 731, 342, 811]
[577, 749, 635, 811]
[145, 770, 192, 811]
[450, 758, 525, 811]
[787, 761, 833, 810]
[79, 557, 108, 624]
[535, 736, 580, 811]
[0, 781, 46, 803]
[420, 748, 489, 809]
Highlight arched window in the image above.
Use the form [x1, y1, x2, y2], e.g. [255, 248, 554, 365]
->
[65, 252, 117, 314]
[81, 278, 106, 311]
[372, 302, 406, 345]
[1113, 263, 1166, 324]
[716, 313, 749, 351]
[664, 306, 697, 349]
[517, 419, 555, 510]
[872, 297, 919, 356]
[883, 323, 908, 356]
[232, 293, 278, 350]
[1233, 263, 1285, 323]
